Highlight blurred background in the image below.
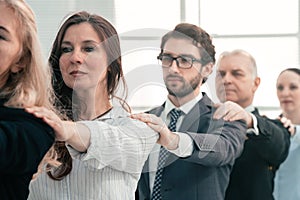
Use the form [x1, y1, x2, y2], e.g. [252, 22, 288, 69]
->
[27, 0, 299, 118]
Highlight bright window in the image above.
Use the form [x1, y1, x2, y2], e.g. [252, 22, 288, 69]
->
[27, 0, 300, 116]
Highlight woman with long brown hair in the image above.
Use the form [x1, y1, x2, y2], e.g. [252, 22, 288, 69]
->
[27, 11, 158, 200]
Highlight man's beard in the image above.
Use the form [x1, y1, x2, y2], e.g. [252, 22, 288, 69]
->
[166, 75, 201, 98]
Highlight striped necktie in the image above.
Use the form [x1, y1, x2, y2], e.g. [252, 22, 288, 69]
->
[151, 108, 182, 200]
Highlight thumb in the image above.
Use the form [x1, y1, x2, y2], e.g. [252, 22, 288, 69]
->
[214, 103, 222, 108]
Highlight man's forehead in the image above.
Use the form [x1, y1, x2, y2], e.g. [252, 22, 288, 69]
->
[163, 38, 200, 56]
[217, 67, 244, 71]
[218, 57, 252, 71]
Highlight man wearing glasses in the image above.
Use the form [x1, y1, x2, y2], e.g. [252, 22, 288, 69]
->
[133, 23, 247, 200]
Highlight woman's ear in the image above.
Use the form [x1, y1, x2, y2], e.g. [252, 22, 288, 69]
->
[11, 63, 25, 73]
[11, 55, 29, 73]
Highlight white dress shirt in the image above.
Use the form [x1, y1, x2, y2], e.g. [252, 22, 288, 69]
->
[28, 106, 158, 200]
[245, 105, 259, 135]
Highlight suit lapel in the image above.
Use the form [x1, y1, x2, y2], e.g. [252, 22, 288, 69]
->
[142, 95, 213, 188]
[149, 95, 213, 132]
[179, 94, 213, 132]
[149, 104, 165, 116]
[165, 94, 214, 167]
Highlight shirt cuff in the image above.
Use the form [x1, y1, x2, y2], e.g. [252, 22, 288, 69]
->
[247, 113, 259, 135]
[168, 132, 194, 157]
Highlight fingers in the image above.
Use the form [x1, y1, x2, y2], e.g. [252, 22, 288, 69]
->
[131, 112, 178, 149]
[279, 115, 296, 136]
[26, 106, 59, 120]
[26, 107, 80, 142]
[213, 102, 235, 120]
[213, 101, 247, 122]
[26, 106, 63, 134]
[25, 106, 52, 119]
[287, 123, 295, 136]
[213, 103, 227, 119]
[131, 113, 168, 134]
[131, 113, 159, 125]
[222, 110, 238, 121]
[213, 103, 222, 109]
[280, 116, 292, 128]
[213, 101, 236, 119]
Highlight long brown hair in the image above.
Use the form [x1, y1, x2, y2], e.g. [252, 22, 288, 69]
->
[48, 11, 129, 180]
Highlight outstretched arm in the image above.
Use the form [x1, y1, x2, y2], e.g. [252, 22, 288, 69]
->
[131, 111, 247, 166]
[26, 106, 90, 152]
[130, 112, 179, 150]
[26, 106, 159, 173]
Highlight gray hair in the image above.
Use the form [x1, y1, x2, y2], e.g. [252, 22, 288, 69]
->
[216, 49, 258, 79]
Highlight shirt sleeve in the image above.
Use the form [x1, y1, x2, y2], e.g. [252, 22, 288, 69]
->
[68, 117, 158, 174]
[247, 113, 259, 135]
[168, 132, 194, 157]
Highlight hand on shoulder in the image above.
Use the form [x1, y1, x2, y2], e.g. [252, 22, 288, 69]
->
[213, 101, 252, 127]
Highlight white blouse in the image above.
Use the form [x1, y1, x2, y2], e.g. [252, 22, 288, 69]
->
[28, 106, 158, 200]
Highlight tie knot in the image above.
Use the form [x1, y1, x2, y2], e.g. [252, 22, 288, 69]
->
[169, 108, 182, 121]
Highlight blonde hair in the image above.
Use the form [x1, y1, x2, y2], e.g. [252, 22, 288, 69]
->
[0, 0, 55, 109]
[0, 0, 60, 177]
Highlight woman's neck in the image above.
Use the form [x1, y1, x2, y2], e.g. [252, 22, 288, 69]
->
[285, 109, 300, 125]
[75, 89, 112, 120]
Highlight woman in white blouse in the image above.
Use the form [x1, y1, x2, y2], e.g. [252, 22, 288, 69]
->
[273, 68, 300, 200]
[26, 11, 158, 200]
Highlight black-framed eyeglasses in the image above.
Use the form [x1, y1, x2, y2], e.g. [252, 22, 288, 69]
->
[157, 54, 202, 69]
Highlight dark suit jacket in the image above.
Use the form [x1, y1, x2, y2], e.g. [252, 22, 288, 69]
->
[137, 93, 247, 200]
[225, 108, 291, 200]
[0, 100, 55, 200]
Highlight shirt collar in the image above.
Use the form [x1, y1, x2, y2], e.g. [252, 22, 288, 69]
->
[245, 104, 255, 113]
[165, 92, 203, 115]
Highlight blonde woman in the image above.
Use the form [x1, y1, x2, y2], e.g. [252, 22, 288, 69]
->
[0, 0, 57, 199]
